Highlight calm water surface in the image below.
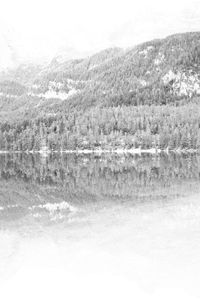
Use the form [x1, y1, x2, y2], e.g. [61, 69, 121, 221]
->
[0, 153, 200, 299]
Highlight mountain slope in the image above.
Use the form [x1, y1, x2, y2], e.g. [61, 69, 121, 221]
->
[0, 32, 200, 121]
[26, 31, 200, 111]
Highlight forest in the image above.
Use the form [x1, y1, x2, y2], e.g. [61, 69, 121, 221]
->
[0, 101, 200, 151]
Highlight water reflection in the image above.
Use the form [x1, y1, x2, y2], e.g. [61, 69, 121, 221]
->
[0, 152, 200, 226]
[1, 153, 200, 300]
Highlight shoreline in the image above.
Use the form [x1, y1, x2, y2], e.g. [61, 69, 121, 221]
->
[0, 148, 198, 155]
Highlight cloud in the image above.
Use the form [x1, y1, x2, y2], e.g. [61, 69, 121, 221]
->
[0, 0, 200, 67]
[109, 1, 200, 48]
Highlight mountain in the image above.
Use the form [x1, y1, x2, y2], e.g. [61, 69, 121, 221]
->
[0, 32, 200, 151]
[0, 47, 126, 120]
[0, 33, 199, 98]
[30, 32, 200, 104]
[52, 46, 92, 64]
[2, 31, 200, 114]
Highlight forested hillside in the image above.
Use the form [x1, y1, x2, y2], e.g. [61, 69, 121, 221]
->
[0, 32, 200, 151]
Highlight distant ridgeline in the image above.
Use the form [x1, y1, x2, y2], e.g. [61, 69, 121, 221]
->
[1, 32, 200, 150]
[0, 153, 200, 224]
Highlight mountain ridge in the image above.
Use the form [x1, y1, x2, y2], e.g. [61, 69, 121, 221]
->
[1, 31, 200, 115]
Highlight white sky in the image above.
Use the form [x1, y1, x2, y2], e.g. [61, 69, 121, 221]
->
[0, 0, 200, 66]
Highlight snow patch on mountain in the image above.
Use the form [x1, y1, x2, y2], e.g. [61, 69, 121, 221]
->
[0, 92, 17, 98]
[154, 53, 165, 65]
[42, 88, 77, 100]
[139, 46, 154, 57]
[30, 79, 80, 100]
[163, 70, 200, 97]
[139, 79, 147, 87]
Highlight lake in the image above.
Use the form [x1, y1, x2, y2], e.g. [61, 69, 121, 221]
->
[0, 152, 200, 299]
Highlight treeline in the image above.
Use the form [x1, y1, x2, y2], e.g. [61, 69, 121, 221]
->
[0, 103, 200, 151]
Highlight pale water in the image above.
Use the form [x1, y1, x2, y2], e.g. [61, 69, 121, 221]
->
[0, 153, 200, 299]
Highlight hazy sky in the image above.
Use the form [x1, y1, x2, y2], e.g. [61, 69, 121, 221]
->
[0, 0, 200, 66]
